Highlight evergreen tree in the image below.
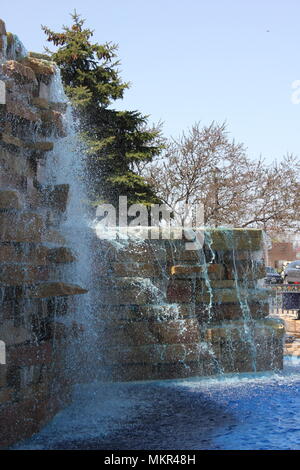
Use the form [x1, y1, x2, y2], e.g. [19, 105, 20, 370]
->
[42, 12, 162, 206]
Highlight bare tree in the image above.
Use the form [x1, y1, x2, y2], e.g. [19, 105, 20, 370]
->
[137, 122, 300, 233]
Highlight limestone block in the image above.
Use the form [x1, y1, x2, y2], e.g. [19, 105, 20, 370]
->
[0, 244, 47, 265]
[31, 97, 50, 109]
[26, 141, 54, 152]
[0, 264, 50, 285]
[0, 132, 26, 148]
[27, 282, 88, 299]
[0, 212, 45, 243]
[171, 262, 225, 280]
[102, 318, 201, 348]
[98, 286, 156, 305]
[2, 60, 37, 83]
[21, 57, 55, 76]
[167, 279, 194, 303]
[195, 287, 270, 304]
[96, 239, 167, 263]
[204, 318, 284, 373]
[203, 228, 263, 251]
[166, 244, 204, 263]
[95, 303, 195, 322]
[46, 247, 76, 264]
[40, 109, 65, 137]
[195, 301, 270, 322]
[6, 341, 53, 367]
[197, 280, 236, 289]
[0, 190, 21, 209]
[0, 147, 29, 178]
[44, 184, 69, 212]
[112, 262, 164, 277]
[225, 260, 266, 280]
[6, 96, 41, 122]
[31, 97, 67, 114]
[170, 265, 204, 276]
[42, 229, 67, 245]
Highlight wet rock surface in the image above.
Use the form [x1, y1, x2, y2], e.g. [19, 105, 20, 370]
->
[0, 19, 87, 448]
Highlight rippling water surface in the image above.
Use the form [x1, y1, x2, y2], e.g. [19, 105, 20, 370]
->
[13, 357, 300, 450]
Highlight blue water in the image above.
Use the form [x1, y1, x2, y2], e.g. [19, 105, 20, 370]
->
[13, 357, 300, 450]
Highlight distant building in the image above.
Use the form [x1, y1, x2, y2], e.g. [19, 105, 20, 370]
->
[266, 232, 300, 269]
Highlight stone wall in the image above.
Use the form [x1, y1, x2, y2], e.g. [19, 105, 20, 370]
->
[0, 20, 87, 448]
[93, 227, 284, 381]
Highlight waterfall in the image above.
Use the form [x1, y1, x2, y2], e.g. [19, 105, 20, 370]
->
[90, 225, 284, 381]
[45, 68, 95, 382]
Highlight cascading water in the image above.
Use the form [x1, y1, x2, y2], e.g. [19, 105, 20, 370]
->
[44, 67, 95, 382]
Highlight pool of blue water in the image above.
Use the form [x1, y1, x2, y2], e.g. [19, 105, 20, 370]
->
[13, 357, 300, 450]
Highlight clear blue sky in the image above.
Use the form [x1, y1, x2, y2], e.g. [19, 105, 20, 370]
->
[2, 0, 300, 161]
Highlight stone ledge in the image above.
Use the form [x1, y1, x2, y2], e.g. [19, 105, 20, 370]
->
[27, 282, 88, 299]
